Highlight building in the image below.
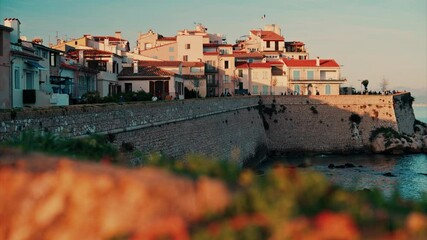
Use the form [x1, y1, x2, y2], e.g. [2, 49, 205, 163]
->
[282, 57, 346, 95]
[124, 60, 206, 99]
[235, 61, 287, 95]
[0, 24, 13, 108]
[59, 57, 99, 103]
[67, 49, 123, 97]
[118, 62, 178, 100]
[284, 41, 309, 60]
[203, 43, 235, 96]
[4, 18, 68, 108]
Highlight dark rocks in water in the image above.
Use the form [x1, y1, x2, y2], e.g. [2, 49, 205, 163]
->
[335, 165, 346, 169]
[328, 164, 335, 169]
[419, 173, 427, 176]
[345, 163, 356, 168]
[297, 162, 312, 168]
[383, 172, 396, 177]
[358, 165, 363, 168]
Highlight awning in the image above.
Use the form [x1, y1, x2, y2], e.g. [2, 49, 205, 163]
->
[25, 60, 47, 70]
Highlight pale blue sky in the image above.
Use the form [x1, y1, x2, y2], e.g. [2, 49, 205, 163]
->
[1, 0, 426, 102]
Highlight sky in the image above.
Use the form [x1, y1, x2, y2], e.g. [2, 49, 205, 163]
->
[1, 0, 426, 103]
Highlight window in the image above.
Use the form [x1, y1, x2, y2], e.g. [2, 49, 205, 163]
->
[183, 55, 188, 61]
[169, 47, 174, 52]
[220, 49, 229, 55]
[42, 50, 48, 59]
[238, 69, 243, 77]
[224, 60, 229, 69]
[325, 85, 331, 95]
[252, 85, 258, 94]
[50, 52, 56, 67]
[14, 68, 20, 89]
[185, 44, 191, 49]
[206, 60, 216, 71]
[307, 71, 314, 80]
[191, 67, 201, 73]
[266, 41, 270, 48]
[125, 83, 132, 93]
[145, 43, 152, 49]
[294, 84, 300, 95]
[223, 75, 230, 83]
[262, 85, 268, 95]
[25, 72, 34, 89]
[169, 56, 175, 61]
[293, 70, 300, 80]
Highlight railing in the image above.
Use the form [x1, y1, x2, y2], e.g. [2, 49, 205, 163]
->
[205, 67, 218, 73]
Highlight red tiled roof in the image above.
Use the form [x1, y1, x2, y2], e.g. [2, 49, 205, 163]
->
[286, 41, 305, 46]
[282, 59, 340, 67]
[68, 49, 114, 57]
[60, 62, 78, 70]
[93, 36, 128, 42]
[203, 52, 219, 55]
[157, 37, 176, 41]
[250, 30, 284, 41]
[119, 66, 175, 77]
[233, 52, 264, 59]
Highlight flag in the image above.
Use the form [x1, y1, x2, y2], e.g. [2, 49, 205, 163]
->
[261, 14, 266, 19]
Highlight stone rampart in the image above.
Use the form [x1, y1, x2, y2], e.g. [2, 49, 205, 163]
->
[261, 93, 415, 153]
[0, 93, 415, 162]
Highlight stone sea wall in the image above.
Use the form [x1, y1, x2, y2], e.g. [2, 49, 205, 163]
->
[261, 93, 415, 153]
[0, 97, 266, 164]
[0, 93, 415, 162]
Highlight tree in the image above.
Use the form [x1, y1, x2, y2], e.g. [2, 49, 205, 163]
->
[380, 77, 389, 92]
[361, 80, 369, 93]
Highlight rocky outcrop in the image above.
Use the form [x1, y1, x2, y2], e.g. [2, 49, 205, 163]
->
[371, 121, 427, 154]
[0, 149, 230, 240]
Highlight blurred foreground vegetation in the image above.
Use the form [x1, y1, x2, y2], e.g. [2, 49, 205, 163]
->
[2, 131, 427, 239]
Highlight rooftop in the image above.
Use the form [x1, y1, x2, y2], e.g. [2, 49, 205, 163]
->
[282, 59, 340, 67]
[250, 30, 284, 41]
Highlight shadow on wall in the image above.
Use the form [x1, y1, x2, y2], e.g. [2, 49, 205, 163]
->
[259, 93, 415, 154]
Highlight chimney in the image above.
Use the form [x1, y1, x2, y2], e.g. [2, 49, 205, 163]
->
[133, 60, 138, 74]
[115, 31, 122, 40]
[4, 18, 21, 44]
[316, 57, 320, 67]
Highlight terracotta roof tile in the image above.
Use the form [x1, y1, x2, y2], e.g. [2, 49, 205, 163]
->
[93, 36, 128, 42]
[282, 59, 340, 67]
[250, 30, 284, 41]
[157, 37, 176, 41]
[233, 52, 264, 59]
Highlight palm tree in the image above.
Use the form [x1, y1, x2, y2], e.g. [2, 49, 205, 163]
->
[361, 79, 369, 93]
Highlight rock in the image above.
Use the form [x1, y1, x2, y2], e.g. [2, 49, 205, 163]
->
[383, 172, 396, 177]
[344, 163, 355, 168]
[0, 151, 230, 240]
[328, 164, 335, 169]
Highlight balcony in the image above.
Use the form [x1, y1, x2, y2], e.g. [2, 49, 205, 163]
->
[205, 67, 218, 73]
